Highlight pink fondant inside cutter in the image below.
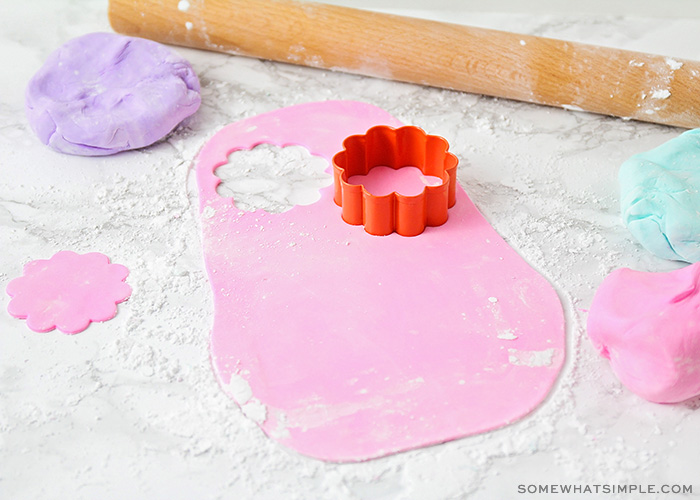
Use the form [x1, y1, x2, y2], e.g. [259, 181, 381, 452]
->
[349, 166, 442, 196]
[196, 100, 565, 461]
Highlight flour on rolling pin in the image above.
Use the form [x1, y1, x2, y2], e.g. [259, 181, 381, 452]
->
[109, 0, 700, 128]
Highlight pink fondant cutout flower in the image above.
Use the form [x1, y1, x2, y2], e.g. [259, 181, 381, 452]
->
[6, 251, 131, 334]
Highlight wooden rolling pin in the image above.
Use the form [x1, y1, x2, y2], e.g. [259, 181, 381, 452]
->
[109, 0, 700, 128]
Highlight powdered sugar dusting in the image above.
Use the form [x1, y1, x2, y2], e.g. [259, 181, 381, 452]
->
[508, 348, 556, 367]
[498, 329, 519, 340]
[666, 57, 683, 70]
[650, 88, 671, 99]
[226, 373, 254, 404]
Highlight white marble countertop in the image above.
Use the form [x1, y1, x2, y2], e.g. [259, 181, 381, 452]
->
[1, 1, 699, 499]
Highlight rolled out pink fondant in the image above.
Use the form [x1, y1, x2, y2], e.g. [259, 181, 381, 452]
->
[25, 32, 201, 156]
[588, 263, 700, 403]
[196, 101, 565, 461]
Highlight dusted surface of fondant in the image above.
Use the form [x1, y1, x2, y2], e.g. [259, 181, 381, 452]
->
[620, 129, 700, 263]
[588, 263, 700, 403]
[6, 251, 131, 333]
[196, 101, 566, 461]
[25, 32, 201, 156]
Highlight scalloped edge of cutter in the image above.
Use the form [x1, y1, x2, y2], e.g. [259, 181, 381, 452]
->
[332, 125, 458, 236]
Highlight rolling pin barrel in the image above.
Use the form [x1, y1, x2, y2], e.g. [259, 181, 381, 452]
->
[109, 0, 700, 128]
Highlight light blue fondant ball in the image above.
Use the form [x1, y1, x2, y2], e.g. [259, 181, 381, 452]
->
[620, 129, 700, 263]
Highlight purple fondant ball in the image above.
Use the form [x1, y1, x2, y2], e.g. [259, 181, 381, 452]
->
[26, 32, 201, 156]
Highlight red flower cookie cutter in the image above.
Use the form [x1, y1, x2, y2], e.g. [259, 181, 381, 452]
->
[332, 125, 458, 236]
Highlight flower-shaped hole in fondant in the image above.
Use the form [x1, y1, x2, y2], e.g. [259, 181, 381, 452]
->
[333, 125, 458, 236]
[214, 144, 332, 214]
[348, 166, 444, 197]
[6, 251, 131, 334]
